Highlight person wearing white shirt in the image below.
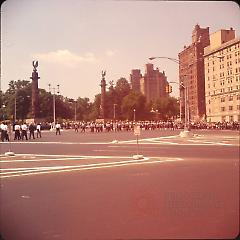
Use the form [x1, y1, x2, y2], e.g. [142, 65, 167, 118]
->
[55, 123, 61, 135]
[14, 122, 21, 140]
[36, 123, 42, 138]
[1, 122, 8, 141]
[21, 123, 28, 140]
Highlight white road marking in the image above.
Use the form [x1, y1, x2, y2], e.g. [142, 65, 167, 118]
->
[0, 156, 183, 179]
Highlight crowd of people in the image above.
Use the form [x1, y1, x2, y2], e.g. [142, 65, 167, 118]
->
[0, 122, 42, 142]
[0, 120, 239, 142]
[61, 120, 240, 132]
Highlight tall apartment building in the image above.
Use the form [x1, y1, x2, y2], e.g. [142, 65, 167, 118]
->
[139, 63, 169, 103]
[129, 64, 169, 103]
[130, 69, 142, 92]
[178, 24, 210, 121]
[204, 28, 240, 122]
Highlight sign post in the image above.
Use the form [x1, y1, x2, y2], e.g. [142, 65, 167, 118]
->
[133, 124, 143, 160]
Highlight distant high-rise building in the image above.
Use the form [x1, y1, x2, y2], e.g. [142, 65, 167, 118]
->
[130, 69, 142, 92]
[178, 24, 210, 122]
[139, 63, 169, 103]
[204, 28, 240, 122]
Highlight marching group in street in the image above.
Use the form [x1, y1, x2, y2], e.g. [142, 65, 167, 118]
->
[1, 119, 239, 142]
[62, 120, 240, 133]
[0, 122, 42, 142]
[0, 121, 64, 142]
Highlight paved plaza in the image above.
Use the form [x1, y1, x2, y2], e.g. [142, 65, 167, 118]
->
[0, 129, 239, 239]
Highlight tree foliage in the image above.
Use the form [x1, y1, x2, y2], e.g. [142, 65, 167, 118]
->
[1, 79, 179, 122]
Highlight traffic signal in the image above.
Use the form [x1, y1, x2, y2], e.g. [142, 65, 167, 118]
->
[166, 85, 169, 93]
[165, 85, 172, 93]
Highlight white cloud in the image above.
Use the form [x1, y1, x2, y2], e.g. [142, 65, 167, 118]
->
[34, 49, 98, 67]
[105, 50, 117, 57]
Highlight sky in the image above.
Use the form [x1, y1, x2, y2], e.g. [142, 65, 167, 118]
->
[1, 0, 240, 101]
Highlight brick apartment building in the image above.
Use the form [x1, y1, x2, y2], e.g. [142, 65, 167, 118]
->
[130, 69, 142, 93]
[130, 63, 169, 103]
[178, 24, 210, 122]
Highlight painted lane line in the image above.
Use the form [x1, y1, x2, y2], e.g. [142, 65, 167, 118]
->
[0, 155, 135, 163]
[0, 142, 111, 145]
[1, 157, 151, 174]
[1, 157, 152, 175]
[1, 158, 184, 179]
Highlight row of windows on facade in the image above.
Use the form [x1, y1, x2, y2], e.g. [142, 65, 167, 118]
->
[208, 86, 240, 95]
[207, 74, 240, 80]
[208, 105, 240, 113]
[208, 95, 240, 103]
[216, 43, 240, 55]
[207, 66, 240, 73]
[219, 115, 240, 122]
[220, 105, 240, 111]
[207, 51, 240, 65]
[208, 81, 240, 88]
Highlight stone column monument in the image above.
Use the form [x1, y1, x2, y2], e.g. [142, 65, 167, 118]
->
[30, 60, 40, 120]
[99, 70, 107, 119]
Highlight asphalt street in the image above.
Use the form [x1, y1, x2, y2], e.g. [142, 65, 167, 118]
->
[0, 129, 239, 240]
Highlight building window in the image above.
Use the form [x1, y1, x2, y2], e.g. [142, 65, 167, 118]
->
[229, 95, 233, 101]
[229, 116, 234, 122]
[221, 107, 225, 112]
[221, 97, 225, 102]
[229, 106, 233, 111]
[237, 95, 240, 100]
[222, 116, 226, 122]
[237, 105, 240, 110]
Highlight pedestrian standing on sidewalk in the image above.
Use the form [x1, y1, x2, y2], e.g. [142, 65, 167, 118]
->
[29, 122, 36, 139]
[74, 123, 79, 133]
[56, 122, 61, 135]
[21, 122, 28, 140]
[14, 122, 21, 140]
[36, 123, 42, 138]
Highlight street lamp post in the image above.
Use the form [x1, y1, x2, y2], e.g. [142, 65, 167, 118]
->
[113, 103, 117, 120]
[74, 100, 77, 122]
[112, 103, 118, 143]
[133, 109, 136, 122]
[48, 84, 60, 128]
[149, 56, 192, 136]
[14, 93, 17, 122]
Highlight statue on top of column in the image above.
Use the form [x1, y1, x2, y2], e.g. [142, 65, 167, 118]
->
[32, 60, 38, 71]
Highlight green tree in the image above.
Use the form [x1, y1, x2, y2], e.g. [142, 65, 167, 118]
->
[152, 96, 179, 120]
[121, 91, 147, 120]
[115, 77, 131, 100]
[4, 80, 32, 121]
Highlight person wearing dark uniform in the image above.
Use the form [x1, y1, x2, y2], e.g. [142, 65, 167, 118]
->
[29, 122, 35, 139]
